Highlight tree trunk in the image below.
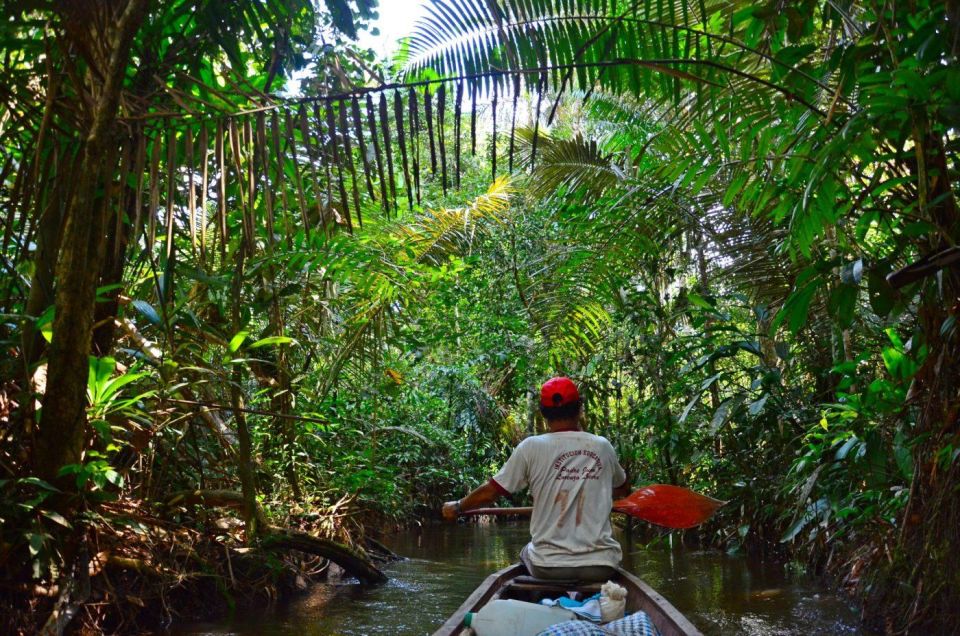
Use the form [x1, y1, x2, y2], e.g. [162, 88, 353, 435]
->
[35, 0, 149, 481]
[229, 248, 268, 535]
[91, 167, 136, 356]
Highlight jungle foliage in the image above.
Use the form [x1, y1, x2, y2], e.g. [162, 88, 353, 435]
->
[1, 0, 958, 634]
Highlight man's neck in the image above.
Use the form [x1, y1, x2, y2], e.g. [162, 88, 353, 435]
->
[548, 421, 582, 433]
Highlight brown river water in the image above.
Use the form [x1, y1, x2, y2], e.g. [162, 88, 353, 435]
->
[172, 522, 864, 635]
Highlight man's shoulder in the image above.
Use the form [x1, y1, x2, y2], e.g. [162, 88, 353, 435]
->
[524, 431, 613, 447]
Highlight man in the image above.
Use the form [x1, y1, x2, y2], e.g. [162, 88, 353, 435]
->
[442, 377, 630, 582]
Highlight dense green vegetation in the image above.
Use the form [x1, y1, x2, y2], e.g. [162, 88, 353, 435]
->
[1, 0, 957, 633]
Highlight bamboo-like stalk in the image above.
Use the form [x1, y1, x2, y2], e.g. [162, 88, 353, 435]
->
[0, 154, 14, 196]
[149, 130, 163, 251]
[392, 91, 413, 212]
[470, 81, 478, 156]
[424, 86, 437, 175]
[326, 102, 353, 232]
[531, 75, 545, 169]
[198, 123, 208, 261]
[508, 73, 520, 173]
[351, 96, 375, 200]
[18, 145, 58, 264]
[454, 81, 463, 189]
[283, 110, 313, 236]
[270, 111, 295, 243]
[408, 88, 421, 205]
[297, 104, 323, 239]
[437, 82, 448, 195]
[366, 94, 389, 214]
[215, 119, 227, 257]
[4, 158, 27, 257]
[185, 126, 196, 253]
[256, 113, 275, 248]
[243, 117, 256, 252]
[236, 118, 252, 251]
[314, 103, 336, 231]
[339, 100, 363, 228]
[228, 118, 248, 250]
[165, 127, 176, 259]
[132, 129, 146, 250]
[115, 134, 132, 261]
[373, 94, 395, 215]
[491, 80, 498, 180]
[0, 154, 17, 256]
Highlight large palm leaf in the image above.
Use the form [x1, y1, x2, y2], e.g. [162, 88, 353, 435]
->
[401, 0, 833, 117]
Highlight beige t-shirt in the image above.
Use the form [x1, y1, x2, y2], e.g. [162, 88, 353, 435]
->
[492, 431, 627, 568]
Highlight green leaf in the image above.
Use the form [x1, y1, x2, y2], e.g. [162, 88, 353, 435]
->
[709, 395, 744, 434]
[901, 221, 937, 238]
[228, 331, 249, 353]
[700, 372, 722, 391]
[894, 432, 913, 480]
[131, 299, 162, 326]
[828, 284, 858, 329]
[324, 0, 358, 38]
[772, 279, 821, 335]
[839, 259, 863, 285]
[97, 371, 145, 404]
[748, 394, 768, 416]
[678, 392, 701, 424]
[687, 292, 715, 310]
[40, 510, 72, 528]
[941, 315, 956, 339]
[37, 305, 55, 343]
[882, 347, 917, 380]
[18, 477, 60, 492]
[781, 498, 828, 543]
[28, 532, 44, 557]
[88, 356, 116, 402]
[868, 268, 895, 317]
[835, 436, 859, 460]
[249, 336, 296, 348]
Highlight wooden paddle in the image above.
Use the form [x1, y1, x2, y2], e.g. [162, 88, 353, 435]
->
[461, 484, 725, 530]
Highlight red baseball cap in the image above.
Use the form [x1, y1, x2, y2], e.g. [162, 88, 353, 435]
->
[540, 377, 580, 408]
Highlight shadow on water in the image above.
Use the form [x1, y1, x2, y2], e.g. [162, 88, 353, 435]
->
[171, 523, 863, 636]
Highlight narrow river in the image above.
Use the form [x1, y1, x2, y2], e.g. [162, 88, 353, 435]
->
[174, 523, 863, 635]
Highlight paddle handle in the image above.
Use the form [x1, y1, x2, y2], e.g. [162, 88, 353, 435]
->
[461, 507, 533, 517]
[460, 505, 638, 518]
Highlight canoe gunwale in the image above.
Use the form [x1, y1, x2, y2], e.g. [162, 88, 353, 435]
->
[431, 563, 702, 636]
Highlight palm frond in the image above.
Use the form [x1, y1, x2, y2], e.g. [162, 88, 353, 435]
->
[514, 127, 625, 200]
[314, 178, 515, 399]
[394, 176, 514, 264]
[402, 0, 833, 118]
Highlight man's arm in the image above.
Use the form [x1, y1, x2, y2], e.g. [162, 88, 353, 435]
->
[613, 466, 631, 500]
[613, 478, 631, 500]
[441, 480, 504, 522]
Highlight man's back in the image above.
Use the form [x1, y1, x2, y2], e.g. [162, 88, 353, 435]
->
[493, 431, 626, 569]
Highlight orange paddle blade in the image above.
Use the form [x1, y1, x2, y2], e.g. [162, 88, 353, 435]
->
[613, 484, 725, 529]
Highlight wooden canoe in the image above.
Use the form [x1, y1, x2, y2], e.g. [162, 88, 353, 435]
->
[433, 563, 702, 636]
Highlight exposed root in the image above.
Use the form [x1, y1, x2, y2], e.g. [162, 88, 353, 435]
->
[364, 536, 404, 563]
[262, 526, 387, 585]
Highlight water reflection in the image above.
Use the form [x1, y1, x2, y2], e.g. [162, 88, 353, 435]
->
[172, 523, 862, 636]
